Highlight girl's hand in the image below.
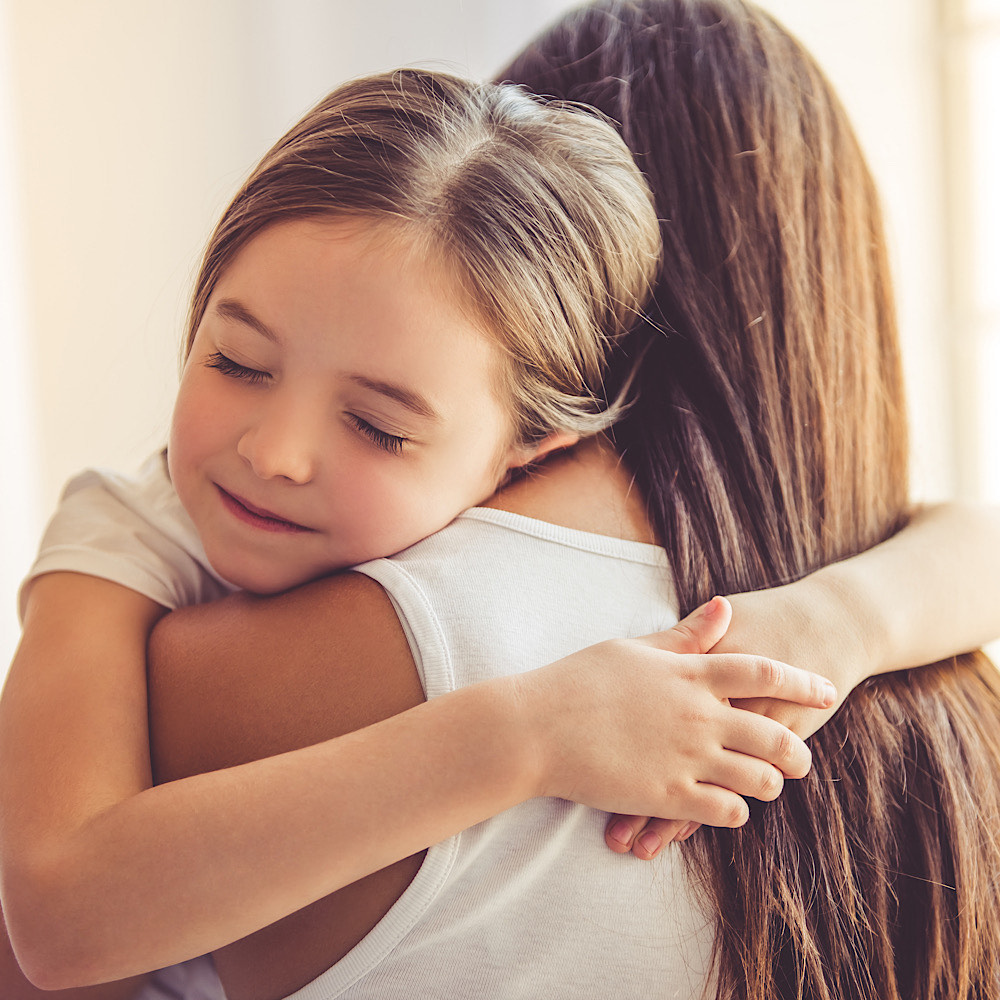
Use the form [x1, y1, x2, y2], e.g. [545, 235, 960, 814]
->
[524, 596, 835, 828]
[609, 503, 1000, 858]
[605, 581, 864, 859]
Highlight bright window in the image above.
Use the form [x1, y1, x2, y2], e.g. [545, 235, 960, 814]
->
[945, 0, 1000, 499]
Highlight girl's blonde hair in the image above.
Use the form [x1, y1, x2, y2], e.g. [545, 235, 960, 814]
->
[186, 69, 660, 446]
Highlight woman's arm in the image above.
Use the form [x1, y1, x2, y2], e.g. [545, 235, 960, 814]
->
[719, 502, 1000, 737]
[608, 502, 1000, 858]
[0, 574, 824, 990]
[144, 575, 429, 1000]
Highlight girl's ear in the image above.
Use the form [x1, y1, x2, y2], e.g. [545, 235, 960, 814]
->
[505, 431, 580, 471]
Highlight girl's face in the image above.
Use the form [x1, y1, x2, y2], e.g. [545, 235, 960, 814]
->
[169, 216, 535, 594]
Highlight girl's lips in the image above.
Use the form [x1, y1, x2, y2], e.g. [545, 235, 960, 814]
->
[216, 485, 313, 533]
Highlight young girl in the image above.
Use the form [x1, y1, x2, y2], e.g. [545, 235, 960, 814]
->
[1, 69, 834, 993]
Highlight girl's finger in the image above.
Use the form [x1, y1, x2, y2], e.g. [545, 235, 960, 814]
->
[707, 654, 836, 707]
[703, 749, 786, 803]
[627, 816, 688, 859]
[638, 596, 732, 656]
[722, 712, 813, 778]
[605, 813, 650, 853]
[681, 784, 751, 829]
[673, 821, 701, 843]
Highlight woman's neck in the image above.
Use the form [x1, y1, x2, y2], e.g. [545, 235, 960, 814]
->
[481, 434, 656, 545]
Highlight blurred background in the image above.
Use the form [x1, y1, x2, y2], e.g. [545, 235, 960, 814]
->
[1, 0, 997, 671]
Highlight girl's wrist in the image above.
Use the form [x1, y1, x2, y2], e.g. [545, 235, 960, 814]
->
[462, 672, 550, 803]
[501, 670, 556, 801]
[502, 656, 604, 803]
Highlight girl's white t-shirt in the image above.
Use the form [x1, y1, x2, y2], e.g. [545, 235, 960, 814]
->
[21, 452, 231, 619]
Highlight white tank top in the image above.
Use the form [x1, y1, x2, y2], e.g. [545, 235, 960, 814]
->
[288, 508, 716, 999]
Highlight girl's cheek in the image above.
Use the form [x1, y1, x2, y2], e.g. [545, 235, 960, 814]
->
[170, 373, 225, 463]
[169, 388, 199, 453]
[352, 473, 423, 539]
[177, 369, 242, 432]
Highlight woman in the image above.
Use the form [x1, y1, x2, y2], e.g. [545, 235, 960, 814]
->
[502, 2, 1000, 995]
[4, 1, 1000, 997]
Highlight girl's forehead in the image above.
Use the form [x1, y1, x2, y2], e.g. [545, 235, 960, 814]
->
[197, 217, 501, 365]
[184, 214, 512, 427]
[238, 216, 459, 293]
[212, 215, 490, 333]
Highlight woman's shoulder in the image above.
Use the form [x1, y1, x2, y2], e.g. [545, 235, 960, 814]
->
[148, 572, 420, 774]
[146, 571, 427, 995]
[481, 435, 656, 545]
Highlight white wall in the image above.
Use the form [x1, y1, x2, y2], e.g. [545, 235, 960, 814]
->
[1, 0, 955, 669]
[0, 0, 40, 671]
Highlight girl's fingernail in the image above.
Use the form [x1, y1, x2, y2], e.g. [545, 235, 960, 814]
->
[637, 830, 662, 856]
[823, 681, 837, 704]
[673, 822, 694, 842]
[609, 820, 633, 846]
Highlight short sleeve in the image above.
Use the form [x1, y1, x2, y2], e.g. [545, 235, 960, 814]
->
[19, 452, 232, 619]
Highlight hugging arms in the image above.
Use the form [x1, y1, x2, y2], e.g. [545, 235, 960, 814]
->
[142, 471, 1000, 999]
[5, 484, 996, 999]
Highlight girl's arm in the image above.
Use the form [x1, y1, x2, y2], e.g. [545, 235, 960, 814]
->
[607, 502, 1000, 857]
[0, 907, 148, 1000]
[145, 587, 814, 1000]
[0, 574, 824, 990]
[143, 503, 1000, 996]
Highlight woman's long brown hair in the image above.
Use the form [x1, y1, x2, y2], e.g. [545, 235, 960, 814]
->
[501, 2, 1000, 996]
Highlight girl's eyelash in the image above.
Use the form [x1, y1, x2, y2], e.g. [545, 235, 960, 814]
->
[204, 353, 406, 454]
[205, 351, 270, 385]
[348, 414, 408, 455]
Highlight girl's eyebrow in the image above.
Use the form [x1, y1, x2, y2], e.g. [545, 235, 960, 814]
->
[215, 298, 280, 342]
[348, 373, 439, 422]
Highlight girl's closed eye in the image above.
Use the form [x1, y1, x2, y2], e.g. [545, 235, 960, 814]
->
[347, 414, 409, 455]
[206, 351, 271, 386]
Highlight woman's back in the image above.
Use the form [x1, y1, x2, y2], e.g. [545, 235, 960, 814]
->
[502, 1, 1000, 995]
[308, 502, 713, 997]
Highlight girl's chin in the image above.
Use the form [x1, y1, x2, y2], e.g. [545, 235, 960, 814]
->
[207, 554, 321, 595]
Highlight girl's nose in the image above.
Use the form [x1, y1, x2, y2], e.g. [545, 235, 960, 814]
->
[236, 408, 319, 485]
